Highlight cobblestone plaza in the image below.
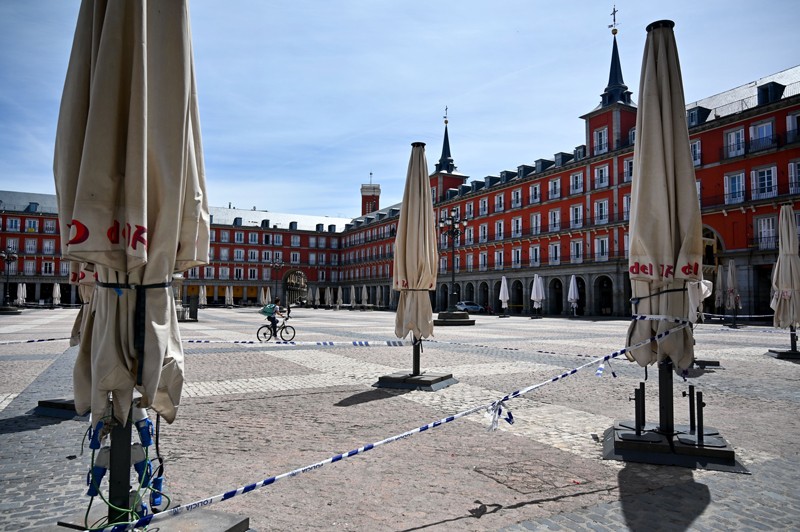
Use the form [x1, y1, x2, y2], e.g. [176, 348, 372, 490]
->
[1, 307, 798, 531]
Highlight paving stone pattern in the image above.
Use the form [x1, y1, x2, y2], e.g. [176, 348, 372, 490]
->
[0, 308, 798, 531]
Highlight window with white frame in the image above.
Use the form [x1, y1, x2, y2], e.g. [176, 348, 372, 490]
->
[790, 160, 800, 194]
[530, 213, 541, 235]
[219, 267, 229, 279]
[4, 259, 17, 275]
[205, 266, 215, 279]
[512, 248, 522, 268]
[318, 236, 326, 248]
[60, 261, 70, 276]
[263, 233, 271, 245]
[624, 233, 630, 257]
[220, 230, 229, 243]
[749, 120, 775, 152]
[234, 231, 244, 243]
[691, 139, 702, 166]
[724, 172, 745, 204]
[511, 217, 522, 238]
[187, 267, 199, 279]
[262, 268, 271, 280]
[757, 216, 777, 250]
[623, 194, 631, 220]
[331, 253, 338, 265]
[319, 270, 327, 281]
[494, 220, 504, 240]
[248, 249, 258, 262]
[262, 250, 271, 262]
[309, 236, 316, 248]
[210, 230, 216, 242]
[248, 232, 258, 244]
[44, 219, 56, 234]
[6, 218, 20, 231]
[479, 223, 488, 243]
[548, 242, 560, 265]
[25, 239, 36, 254]
[43, 239, 55, 255]
[751, 166, 777, 200]
[511, 189, 522, 208]
[494, 250, 504, 270]
[291, 235, 301, 247]
[465, 226, 474, 245]
[595, 236, 609, 261]
[42, 261, 54, 275]
[219, 248, 229, 261]
[454, 255, 460, 273]
[623, 158, 634, 182]
[529, 184, 540, 204]
[629, 127, 636, 145]
[570, 172, 583, 194]
[593, 127, 608, 155]
[594, 165, 609, 188]
[248, 268, 258, 280]
[290, 251, 300, 264]
[466, 253, 474, 272]
[234, 267, 243, 280]
[273, 234, 283, 246]
[787, 113, 800, 143]
[274, 251, 282, 261]
[479, 198, 488, 215]
[234, 249, 244, 261]
[24, 260, 35, 275]
[431, 186, 437, 202]
[570, 204, 583, 229]
[5, 237, 17, 252]
[549, 209, 560, 231]
[25, 219, 38, 233]
[439, 255, 447, 273]
[465, 202, 474, 218]
[549, 178, 561, 200]
[570, 240, 583, 263]
[309, 253, 316, 265]
[319, 253, 326, 265]
[594, 200, 609, 225]
[725, 128, 745, 157]
[479, 251, 488, 271]
[529, 245, 540, 266]
[495, 193, 505, 212]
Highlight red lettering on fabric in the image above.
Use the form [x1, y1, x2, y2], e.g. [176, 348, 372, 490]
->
[70, 272, 78, 282]
[129, 225, 147, 250]
[680, 262, 699, 276]
[107, 220, 121, 244]
[67, 219, 90, 245]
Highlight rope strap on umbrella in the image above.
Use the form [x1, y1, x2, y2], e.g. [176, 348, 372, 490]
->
[629, 287, 686, 307]
[97, 280, 172, 385]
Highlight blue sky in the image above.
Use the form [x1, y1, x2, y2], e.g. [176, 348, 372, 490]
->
[0, 1, 797, 218]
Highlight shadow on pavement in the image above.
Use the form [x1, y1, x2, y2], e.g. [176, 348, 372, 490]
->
[0, 413, 71, 435]
[618, 463, 710, 531]
[334, 388, 409, 407]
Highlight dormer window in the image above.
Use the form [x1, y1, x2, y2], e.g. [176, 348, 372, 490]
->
[593, 127, 608, 155]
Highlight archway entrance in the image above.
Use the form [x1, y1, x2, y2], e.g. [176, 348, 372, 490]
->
[549, 278, 563, 315]
[478, 282, 489, 309]
[594, 275, 613, 316]
[511, 279, 524, 314]
[465, 282, 475, 302]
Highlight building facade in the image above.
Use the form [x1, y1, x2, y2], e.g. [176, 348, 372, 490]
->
[1, 35, 799, 316]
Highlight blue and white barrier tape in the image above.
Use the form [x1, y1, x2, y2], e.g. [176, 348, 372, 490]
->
[0, 337, 70, 345]
[184, 339, 410, 347]
[90, 320, 689, 532]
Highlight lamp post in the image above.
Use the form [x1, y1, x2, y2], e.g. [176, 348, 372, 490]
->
[267, 257, 284, 302]
[434, 208, 475, 326]
[0, 247, 18, 308]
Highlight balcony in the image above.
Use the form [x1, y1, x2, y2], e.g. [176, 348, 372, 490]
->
[748, 134, 778, 153]
[751, 236, 777, 250]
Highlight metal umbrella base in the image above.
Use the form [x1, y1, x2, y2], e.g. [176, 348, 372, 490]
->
[434, 310, 475, 326]
[602, 364, 748, 474]
[374, 371, 458, 391]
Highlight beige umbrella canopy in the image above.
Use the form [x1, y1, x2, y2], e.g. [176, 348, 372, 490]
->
[198, 285, 207, 306]
[771, 205, 800, 328]
[336, 286, 343, 306]
[714, 264, 724, 310]
[225, 285, 234, 306]
[531, 274, 545, 309]
[325, 286, 332, 307]
[52, 283, 61, 306]
[726, 260, 741, 310]
[568, 275, 579, 312]
[361, 285, 368, 306]
[258, 286, 267, 306]
[16, 283, 26, 306]
[313, 286, 321, 306]
[264, 285, 272, 304]
[499, 276, 510, 310]
[625, 20, 707, 371]
[54, 0, 209, 425]
[349, 285, 356, 306]
[394, 142, 437, 341]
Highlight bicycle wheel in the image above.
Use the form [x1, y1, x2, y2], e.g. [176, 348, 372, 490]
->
[279, 325, 296, 342]
[257, 325, 273, 342]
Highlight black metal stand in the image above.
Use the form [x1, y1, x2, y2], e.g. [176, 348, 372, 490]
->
[603, 358, 747, 473]
[766, 325, 800, 359]
[108, 416, 133, 524]
[376, 335, 457, 391]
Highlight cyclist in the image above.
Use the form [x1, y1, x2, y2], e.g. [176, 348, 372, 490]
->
[261, 297, 285, 338]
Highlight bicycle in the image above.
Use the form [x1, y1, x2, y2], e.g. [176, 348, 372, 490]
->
[257, 316, 295, 342]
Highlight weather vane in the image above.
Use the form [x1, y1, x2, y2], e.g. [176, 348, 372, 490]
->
[369, 171, 373, 185]
[609, 5, 619, 35]
[443, 106, 448, 125]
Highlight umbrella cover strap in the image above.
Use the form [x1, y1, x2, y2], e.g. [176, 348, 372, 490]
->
[630, 287, 686, 309]
[97, 280, 172, 385]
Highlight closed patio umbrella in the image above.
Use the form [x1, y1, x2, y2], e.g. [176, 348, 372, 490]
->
[258, 286, 266, 306]
[568, 275, 579, 315]
[361, 285, 368, 306]
[725, 260, 741, 310]
[714, 264, 724, 311]
[16, 283, 26, 306]
[499, 275, 510, 317]
[531, 274, 545, 318]
[225, 285, 234, 306]
[336, 286, 343, 308]
[52, 283, 61, 306]
[376, 286, 384, 309]
[198, 285, 207, 306]
[394, 142, 438, 374]
[264, 285, 272, 304]
[625, 20, 706, 372]
[313, 286, 320, 307]
[769, 205, 800, 357]
[54, 0, 209, 432]
[349, 285, 356, 306]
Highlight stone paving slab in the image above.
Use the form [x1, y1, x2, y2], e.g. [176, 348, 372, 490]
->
[0, 308, 798, 531]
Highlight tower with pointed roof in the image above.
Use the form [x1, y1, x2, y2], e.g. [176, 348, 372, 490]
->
[580, 23, 637, 156]
[429, 110, 469, 204]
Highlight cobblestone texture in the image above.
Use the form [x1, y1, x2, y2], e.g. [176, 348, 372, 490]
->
[0, 308, 798, 531]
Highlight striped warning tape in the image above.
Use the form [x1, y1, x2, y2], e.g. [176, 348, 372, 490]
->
[90, 319, 689, 532]
[184, 339, 410, 347]
[0, 337, 70, 345]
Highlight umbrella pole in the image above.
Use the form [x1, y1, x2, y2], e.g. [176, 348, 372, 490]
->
[412, 335, 420, 376]
[108, 413, 133, 524]
[657, 359, 675, 436]
[791, 326, 798, 352]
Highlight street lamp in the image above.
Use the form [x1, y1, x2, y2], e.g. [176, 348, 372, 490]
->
[267, 257, 284, 302]
[0, 247, 18, 308]
[438, 207, 467, 312]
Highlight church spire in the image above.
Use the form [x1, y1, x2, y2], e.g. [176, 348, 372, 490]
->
[435, 107, 455, 174]
[600, 7, 633, 107]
